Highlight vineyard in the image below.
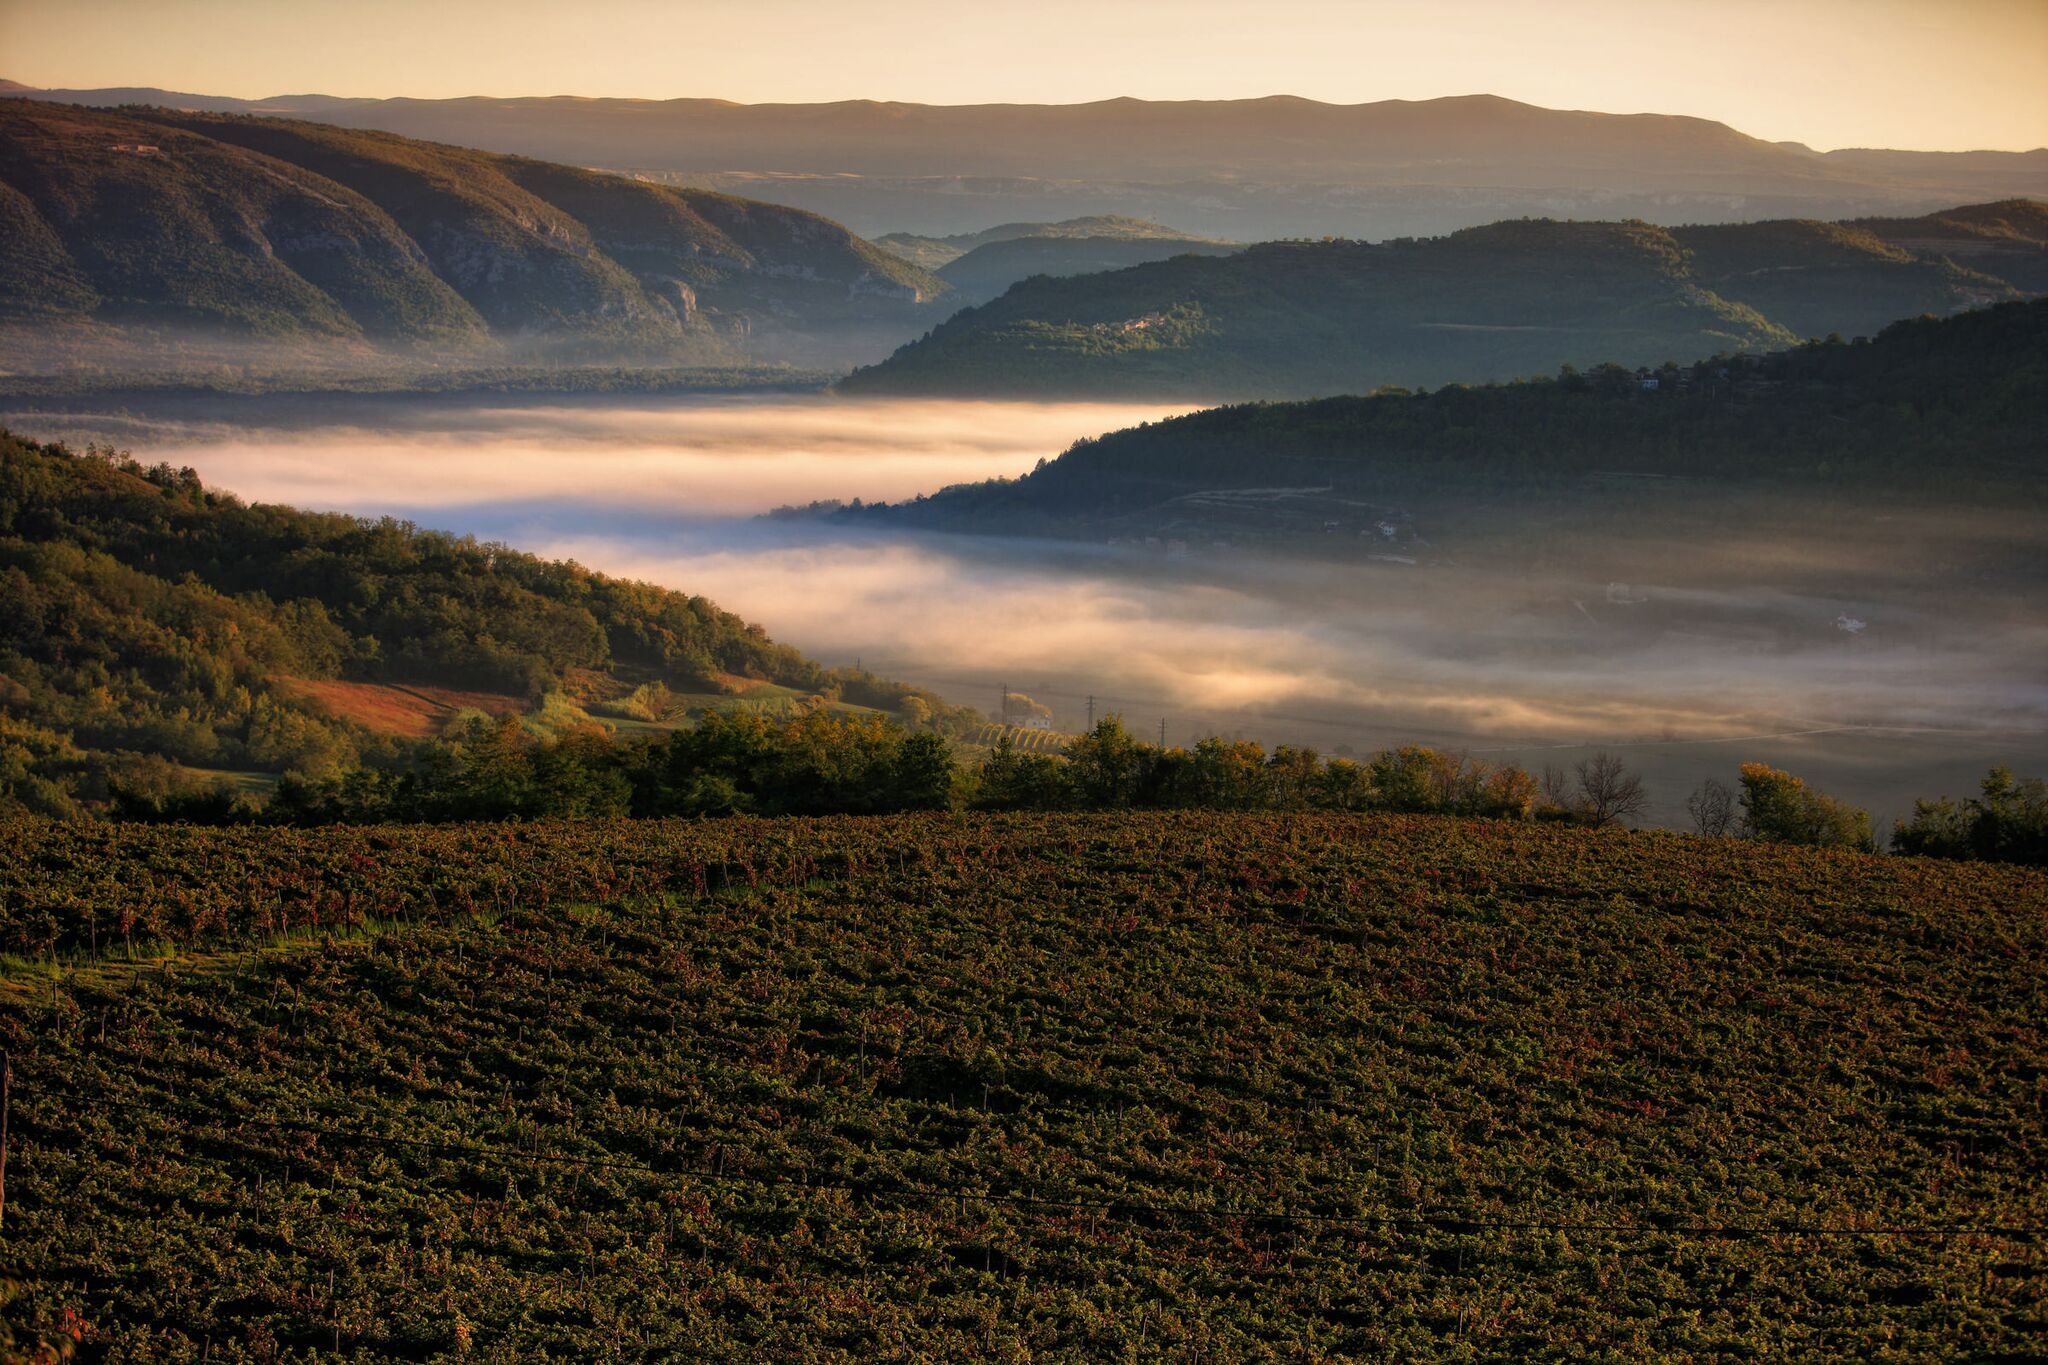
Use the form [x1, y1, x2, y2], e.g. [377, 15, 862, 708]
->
[0, 813, 2044, 1359]
[968, 722, 1078, 753]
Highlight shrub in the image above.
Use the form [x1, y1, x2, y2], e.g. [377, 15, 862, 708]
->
[1738, 763, 1874, 850]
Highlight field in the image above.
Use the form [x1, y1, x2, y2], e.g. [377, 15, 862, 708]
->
[269, 679, 530, 741]
[267, 675, 886, 745]
[968, 722, 1081, 753]
[1, 813, 2043, 1360]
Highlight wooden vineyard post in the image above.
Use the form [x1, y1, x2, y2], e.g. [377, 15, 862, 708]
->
[1, 1049, 10, 1234]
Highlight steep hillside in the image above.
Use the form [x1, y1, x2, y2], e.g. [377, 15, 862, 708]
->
[3, 814, 2043, 1356]
[937, 234, 1241, 303]
[843, 208, 2034, 399]
[152, 112, 689, 350]
[0, 99, 949, 365]
[0, 101, 486, 343]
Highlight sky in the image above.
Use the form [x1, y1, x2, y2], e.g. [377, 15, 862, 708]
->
[2, 0, 2044, 151]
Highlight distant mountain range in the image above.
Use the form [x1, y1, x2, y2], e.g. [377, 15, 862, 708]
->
[5, 84, 2043, 240]
[840, 201, 2047, 399]
[0, 99, 948, 369]
[6, 86, 2042, 393]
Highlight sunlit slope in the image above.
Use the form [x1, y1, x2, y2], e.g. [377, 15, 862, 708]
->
[843, 209, 2034, 399]
[1854, 198, 2048, 293]
[0, 99, 948, 355]
[0, 427, 951, 814]
[878, 213, 1231, 269]
[0, 101, 485, 341]
[1671, 218, 2011, 339]
[937, 234, 1241, 304]
[2, 813, 2043, 1357]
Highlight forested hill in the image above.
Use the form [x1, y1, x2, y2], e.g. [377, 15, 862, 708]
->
[840, 205, 2039, 399]
[857, 299, 2048, 535]
[0, 99, 947, 363]
[1852, 198, 2048, 293]
[875, 214, 1227, 270]
[936, 234, 1241, 305]
[0, 429, 953, 815]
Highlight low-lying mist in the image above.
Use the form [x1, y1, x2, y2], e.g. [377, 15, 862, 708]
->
[8, 393, 2042, 826]
[8, 394, 1197, 517]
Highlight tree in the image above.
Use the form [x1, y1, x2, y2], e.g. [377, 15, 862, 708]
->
[887, 731, 955, 811]
[1314, 758, 1373, 810]
[1893, 766, 2048, 865]
[1367, 745, 1437, 812]
[972, 736, 1076, 811]
[1424, 749, 1482, 810]
[1685, 777, 1736, 837]
[1065, 716, 1149, 808]
[1893, 795, 1969, 860]
[1573, 753, 1648, 829]
[1738, 763, 1874, 850]
[1970, 767, 2048, 864]
[1480, 764, 1541, 820]
[1173, 737, 1270, 810]
[1264, 745, 1322, 810]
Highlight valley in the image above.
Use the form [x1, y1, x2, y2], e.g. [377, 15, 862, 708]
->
[3, 14, 2046, 1359]
[9, 322, 2040, 828]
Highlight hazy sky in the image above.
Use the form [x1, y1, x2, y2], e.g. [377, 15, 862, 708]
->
[3, 0, 2043, 151]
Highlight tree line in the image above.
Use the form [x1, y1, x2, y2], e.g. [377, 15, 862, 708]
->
[103, 708, 2046, 866]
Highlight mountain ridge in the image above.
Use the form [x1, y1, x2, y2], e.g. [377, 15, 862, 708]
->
[876, 213, 1228, 270]
[934, 234, 1241, 304]
[849, 299, 2048, 540]
[7, 82, 2042, 240]
[840, 204, 2039, 399]
[0, 98, 950, 368]
[15, 83, 2042, 157]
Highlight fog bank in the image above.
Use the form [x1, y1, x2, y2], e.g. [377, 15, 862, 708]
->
[8, 393, 2042, 824]
[7, 395, 1195, 517]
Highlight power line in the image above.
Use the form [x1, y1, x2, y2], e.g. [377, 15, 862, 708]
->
[24, 1094, 2041, 1245]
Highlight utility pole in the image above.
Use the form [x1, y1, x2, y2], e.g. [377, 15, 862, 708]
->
[1159, 718, 1167, 748]
[1086, 695, 1095, 729]
[998, 681, 1007, 728]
